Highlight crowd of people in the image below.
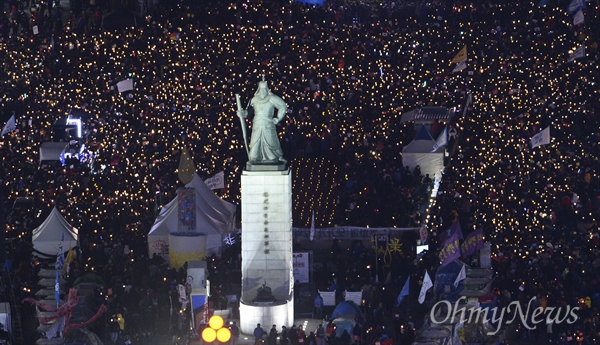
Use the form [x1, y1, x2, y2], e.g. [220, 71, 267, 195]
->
[0, 0, 598, 344]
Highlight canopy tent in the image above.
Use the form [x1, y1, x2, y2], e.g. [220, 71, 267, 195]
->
[331, 301, 363, 322]
[32, 207, 79, 258]
[402, 126, 445, 179]
[148, 173, 236, 257]
[39, 142, 69, 163]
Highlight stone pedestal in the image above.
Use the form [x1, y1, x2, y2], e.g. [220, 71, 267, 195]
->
[239, 169, 293, 334]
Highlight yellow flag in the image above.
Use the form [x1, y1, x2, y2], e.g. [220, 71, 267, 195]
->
[64, 247, 75, 268]
[451, 45, 467, 63]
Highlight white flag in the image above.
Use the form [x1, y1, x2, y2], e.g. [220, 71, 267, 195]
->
[454, 264, 467, 288]
[568, 0, 586, 15]
[310, 210, 315, 241]
[204, 171, 224, 190]
[1, 114, 16, 136]
[530, 126, 551, 148]
[117, 79, 134, 93]
[452, 60, 467, 73]
[432, 127, 448, 152]
[418, 271, 433, 304]
[573, 9, 584, 26]
[568, 44, 585, 62]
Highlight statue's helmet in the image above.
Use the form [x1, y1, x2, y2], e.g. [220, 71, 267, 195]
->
[255, 80, 270, 97]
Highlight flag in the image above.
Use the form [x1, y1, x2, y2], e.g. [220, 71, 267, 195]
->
[116, 79, 134, 93]
[530, 126, 551, 148]
[440, 219, 463, 243]
[439, 230, 462, 267]
[204, 171, 224, 190]
[451, 45, 467, 63]
[538, 0, 549, 6]
[168, 32, 180, 41]
[568, 44, 585, 62]
[1, 114, 16, 136]
[454, 264, 467, 288]
[397, 276, 410, 306]
[432, 127, 448, 152]
[460, 227, 484, 257]
[64, 247, 75, 271]
[56, 232, 65, 269]
[573, 9, 584, 25]
[452, 60, 467, 73]
[567, 0, 586, 15]
[55, 233, 64, 306]
[310, 210, 315, 241]
[418, 271, 432, 304]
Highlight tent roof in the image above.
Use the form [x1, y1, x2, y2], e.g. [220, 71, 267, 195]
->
[331, 301, 363, 320]
[148, 173, 236, 249]
[32, 207, 78, 258]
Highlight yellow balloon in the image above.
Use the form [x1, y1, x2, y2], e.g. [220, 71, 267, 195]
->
[217, 327, 231, 342]
[202, 327, 217, 343]
[209, 315, 224, 330]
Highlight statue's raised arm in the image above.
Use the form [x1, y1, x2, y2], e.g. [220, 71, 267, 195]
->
[241, 77, 288, 168]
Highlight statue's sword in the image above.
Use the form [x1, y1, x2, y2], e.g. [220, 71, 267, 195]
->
[235, 94, 250, 157]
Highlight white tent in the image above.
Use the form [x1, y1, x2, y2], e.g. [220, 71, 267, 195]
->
[402, 126, 445, 179]
[148, 173, 236, 257]
[32, 207, 79, 258]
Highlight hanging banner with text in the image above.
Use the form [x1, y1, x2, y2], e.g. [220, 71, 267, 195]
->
[318, 290, 337, 306]
[293, 252, 310, 283]
[292, 226, 421, 240]
[344, 291, 363, 305]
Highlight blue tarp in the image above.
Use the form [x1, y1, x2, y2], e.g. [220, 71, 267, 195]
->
[294, 0, 324, 5]
[434, 260, 463, 299]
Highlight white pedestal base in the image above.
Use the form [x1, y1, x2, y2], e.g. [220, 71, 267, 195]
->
[241, 169, 294, 330]
[239, 299, 294, 335]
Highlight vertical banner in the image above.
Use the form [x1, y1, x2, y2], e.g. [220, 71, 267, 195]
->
[293, 252, 310, 283]
[191, 294, 207, 328]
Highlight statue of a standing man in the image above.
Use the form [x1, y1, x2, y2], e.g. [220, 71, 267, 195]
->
[237, 78, 288, 166]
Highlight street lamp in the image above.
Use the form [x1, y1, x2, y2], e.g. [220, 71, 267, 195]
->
[202, 315, 231, 343]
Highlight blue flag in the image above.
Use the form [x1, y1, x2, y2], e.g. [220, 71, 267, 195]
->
[397, 276, 410, 306]
[538, 0, 549, 6]
[55, 232, 64, 306]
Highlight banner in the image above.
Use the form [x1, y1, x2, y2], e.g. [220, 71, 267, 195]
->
[439, 231, 461, 267]
[291, 226, 420, 240]
[204, 171, 224, 190]
[344, 291, 362, 305]
[293, 252, 310, 283]
[460, 228, 484, 257]
[530, 126, 551, 148]
[116, 79, 134, 93]
[318, 290, 336, 306]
